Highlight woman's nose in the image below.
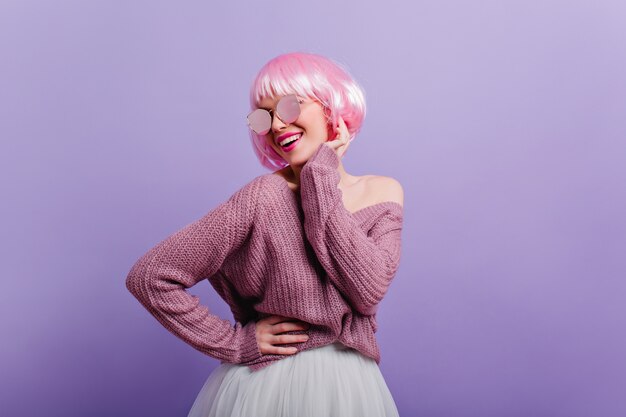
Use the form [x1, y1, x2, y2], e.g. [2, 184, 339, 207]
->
[271, 112, 289, 132]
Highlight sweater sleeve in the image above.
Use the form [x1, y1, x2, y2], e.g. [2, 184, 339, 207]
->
[300, 144, 404, 316]
[125, 177, 263, 365]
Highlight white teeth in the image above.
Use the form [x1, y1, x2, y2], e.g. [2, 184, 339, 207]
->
[279, 133, 302, 146]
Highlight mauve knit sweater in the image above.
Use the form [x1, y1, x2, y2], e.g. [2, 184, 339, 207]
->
[125, 144, 404, 372]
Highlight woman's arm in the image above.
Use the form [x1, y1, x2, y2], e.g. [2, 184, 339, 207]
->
[300, 144, 404, 316]
[125, 177, 264, 365]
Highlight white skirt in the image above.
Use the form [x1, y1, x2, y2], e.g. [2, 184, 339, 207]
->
[187, 341, 400, 417]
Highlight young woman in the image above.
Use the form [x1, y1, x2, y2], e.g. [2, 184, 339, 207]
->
[126, 51, 404, 417]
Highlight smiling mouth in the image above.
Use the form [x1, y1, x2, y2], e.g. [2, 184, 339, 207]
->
[278, 133, 303, 153]
[279, 133, 302, 147]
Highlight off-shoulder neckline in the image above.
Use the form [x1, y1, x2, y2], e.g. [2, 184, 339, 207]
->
[265, 173, 403, 219]
[348, 200, 404, 218]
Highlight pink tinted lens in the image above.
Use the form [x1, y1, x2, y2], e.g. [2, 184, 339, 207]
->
[247, 109, 272, 135]
[247, 95, 301, 135]
[276, 94, 301, 124]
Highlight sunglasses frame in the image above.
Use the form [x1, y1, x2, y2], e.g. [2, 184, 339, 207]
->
[246, 94, 304, 135]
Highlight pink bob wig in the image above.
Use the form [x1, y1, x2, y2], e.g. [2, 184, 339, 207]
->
[248, 52, 367, 171]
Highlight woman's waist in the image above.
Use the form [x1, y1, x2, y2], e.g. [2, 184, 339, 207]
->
[254, 308, 375, 331]
[261, 322, 378, 355]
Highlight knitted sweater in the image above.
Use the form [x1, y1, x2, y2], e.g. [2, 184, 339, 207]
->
[125, 143, 404, 372]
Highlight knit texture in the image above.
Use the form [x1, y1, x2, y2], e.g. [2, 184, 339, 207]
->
[126, 143, 404, 372]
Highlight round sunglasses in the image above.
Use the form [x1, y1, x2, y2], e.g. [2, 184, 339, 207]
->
[246, 94, 303, 135]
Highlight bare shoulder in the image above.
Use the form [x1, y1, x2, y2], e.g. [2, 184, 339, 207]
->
[365, 175, 404, 207]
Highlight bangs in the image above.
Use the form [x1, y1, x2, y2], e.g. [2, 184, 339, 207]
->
[254, 74, 314, 104]
[250, 56, 330, 107]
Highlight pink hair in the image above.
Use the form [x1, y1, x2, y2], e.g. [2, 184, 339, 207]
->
[247, 52, 367, 170]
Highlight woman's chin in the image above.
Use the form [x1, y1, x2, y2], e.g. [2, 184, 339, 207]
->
[281, 140, 323, 166]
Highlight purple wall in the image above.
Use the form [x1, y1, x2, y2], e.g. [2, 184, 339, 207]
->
[2, 1, 625, 416]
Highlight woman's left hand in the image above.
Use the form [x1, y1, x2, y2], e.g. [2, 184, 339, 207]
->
[323, 116, 351, 159]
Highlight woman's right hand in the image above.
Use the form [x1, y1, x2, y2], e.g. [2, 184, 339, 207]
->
[255, 315, 311, 355]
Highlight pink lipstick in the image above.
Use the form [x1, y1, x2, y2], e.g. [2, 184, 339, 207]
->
[279, 133, 302, 153]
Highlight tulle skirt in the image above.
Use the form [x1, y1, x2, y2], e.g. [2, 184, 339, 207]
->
[187, 341, 400, 417]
